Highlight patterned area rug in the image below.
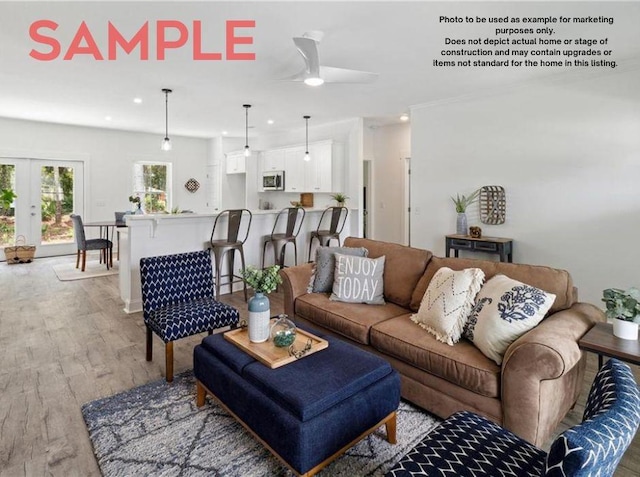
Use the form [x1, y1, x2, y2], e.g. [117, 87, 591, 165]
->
[82, 371, 441, 476]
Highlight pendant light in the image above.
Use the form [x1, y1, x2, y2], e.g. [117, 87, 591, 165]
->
[161, 88, 172, 151]
[243, 104, 252, 157]
[303, 115, 311, 161]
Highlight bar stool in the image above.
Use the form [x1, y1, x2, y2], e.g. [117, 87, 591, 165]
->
[262, 207, 306, 269]
[307, 206, 349, 262]
[209, 209, 252, 301]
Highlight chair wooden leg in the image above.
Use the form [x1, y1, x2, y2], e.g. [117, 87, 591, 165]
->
[165, 341, 174, 383]
[81, 250, 87, 272]
[146, 327, 153, 361]
[75, 250, 80, 269]
[110, 245, 113, 268]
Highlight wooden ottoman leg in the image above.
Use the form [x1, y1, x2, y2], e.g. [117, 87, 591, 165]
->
[165, 341, 174, 382]
[196, 380, 206, 407]
[385, 412, 397, 444]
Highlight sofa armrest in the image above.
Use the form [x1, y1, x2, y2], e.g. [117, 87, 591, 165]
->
[501, 302, 605, 446]
[280, 263, 314, 318]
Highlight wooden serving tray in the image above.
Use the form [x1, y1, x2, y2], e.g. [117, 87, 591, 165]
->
[224, 323, 329, 369]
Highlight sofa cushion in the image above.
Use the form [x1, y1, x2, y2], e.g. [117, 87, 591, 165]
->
[330, 253, 386, 305]
[463, 274, 556, 365]
[295, 292, 408, 345]
[308, 246, 369, 293]
[344, 237, 432, 308]
[411, 267, 485, 345]
[410, 256, 574, 314]
[371, 314, 501, 398]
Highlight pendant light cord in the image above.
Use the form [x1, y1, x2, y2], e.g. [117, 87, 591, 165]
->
[165, 91, 169, 139]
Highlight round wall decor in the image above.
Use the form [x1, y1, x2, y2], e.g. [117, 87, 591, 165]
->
[184, 178, 200, 193]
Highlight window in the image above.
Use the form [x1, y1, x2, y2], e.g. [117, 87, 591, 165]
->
[133, 162, 171, 213]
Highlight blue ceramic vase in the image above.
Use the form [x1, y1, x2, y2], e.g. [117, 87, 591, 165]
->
[248, 292, 270, 343]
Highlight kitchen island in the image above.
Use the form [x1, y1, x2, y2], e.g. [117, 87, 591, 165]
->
[119, 209, 355, 313]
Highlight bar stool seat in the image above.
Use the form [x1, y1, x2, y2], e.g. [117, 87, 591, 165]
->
[308, 206, 348, 262]
[209, 209, 252, 301]
[262, 207, 306, 269]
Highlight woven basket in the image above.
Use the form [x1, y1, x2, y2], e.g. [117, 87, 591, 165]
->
[4, 235, 36, 264]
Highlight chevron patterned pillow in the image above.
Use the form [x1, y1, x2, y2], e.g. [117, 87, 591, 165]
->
[411, 267, 485, 345]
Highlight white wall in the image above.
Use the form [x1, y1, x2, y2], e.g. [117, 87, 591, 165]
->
[0, 117, 209, 221]
[410, 68, 640, 306]
[364, 122, 410, 244]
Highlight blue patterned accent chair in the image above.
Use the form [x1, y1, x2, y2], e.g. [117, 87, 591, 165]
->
[386, 358, 640, 477]
[140, 250, 240, 382]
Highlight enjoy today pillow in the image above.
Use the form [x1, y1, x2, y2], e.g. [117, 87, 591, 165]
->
[330, 253, 385, 305]
[463, 274, 556, 365]
[307, 246, 368, 293]
[411, 267, 485, 345]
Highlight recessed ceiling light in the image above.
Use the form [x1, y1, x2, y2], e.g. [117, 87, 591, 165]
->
[222, 131, 228, 135]
[133, 97, 142, 104]
[267, 119, 274, 125]
[400, 113, 409, 122]
[105, 116, 112, 121]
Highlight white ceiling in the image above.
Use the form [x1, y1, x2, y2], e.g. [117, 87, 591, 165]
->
[1, 1, 639, 139]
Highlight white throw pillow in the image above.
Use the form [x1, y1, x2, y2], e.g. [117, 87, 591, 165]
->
[464, 274, 556, 365]
[330, 253, 386, 305]
[411, 267, 485, 345]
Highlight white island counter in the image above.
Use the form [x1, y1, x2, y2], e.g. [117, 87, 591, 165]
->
[119, 209, 356, 313]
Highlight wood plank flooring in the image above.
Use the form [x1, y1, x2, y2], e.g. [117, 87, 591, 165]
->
[0, 255, 639, 476]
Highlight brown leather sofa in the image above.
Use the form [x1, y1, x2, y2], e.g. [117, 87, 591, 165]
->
[281, 237, 604, 447]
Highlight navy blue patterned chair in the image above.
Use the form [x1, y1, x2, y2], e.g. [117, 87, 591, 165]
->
[386, 358, 640, 477]
[140, 250, 239, 382]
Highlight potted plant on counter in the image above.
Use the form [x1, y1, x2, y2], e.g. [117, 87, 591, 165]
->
[331, 193, 349, 207]
[451, 189, 479, 236]
[240, 265, 282, 343]
[602, 287, 640, 340]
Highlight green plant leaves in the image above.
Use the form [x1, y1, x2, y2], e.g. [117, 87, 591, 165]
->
[240, 265, 282, 294]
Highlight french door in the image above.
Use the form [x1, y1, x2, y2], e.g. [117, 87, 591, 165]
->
[0, 158, 84, 258]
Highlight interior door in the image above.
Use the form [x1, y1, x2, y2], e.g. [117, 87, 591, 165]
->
[0, 158, 84, 258]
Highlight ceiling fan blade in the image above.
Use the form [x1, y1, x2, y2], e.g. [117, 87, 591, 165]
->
[293, 36, 321, 77]
[319, 66, 379, 84]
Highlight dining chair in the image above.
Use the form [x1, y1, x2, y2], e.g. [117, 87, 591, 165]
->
[114, 211, 130, 260]
[70, 214, 113, 271]
[262, 207, 306, 269]
[209, 209, 253, 301]
[307, 206, 348, 262]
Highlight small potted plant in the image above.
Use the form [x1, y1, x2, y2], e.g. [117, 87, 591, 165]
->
[129, 195, 142, 214]
[331, 192, 349, 207]
[602, 287, 640, 340]
[451, 189, 480, 235]
[240, 265, 282, 343]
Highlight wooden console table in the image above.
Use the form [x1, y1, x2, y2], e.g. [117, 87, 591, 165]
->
[445, 234, 513, 263]
[578, 322, 640, 369]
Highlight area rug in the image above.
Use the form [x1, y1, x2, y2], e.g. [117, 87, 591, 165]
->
[53, 261, 118, 281]
[82, 371, 441, 476]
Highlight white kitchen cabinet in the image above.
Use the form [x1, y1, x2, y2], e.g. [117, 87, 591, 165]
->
[262, 149, 285, 172]
[284, 146, 305, 192]
[206, 164, 222, 211]
[305, 141, 333, 192]
[225, 151, 246, 174]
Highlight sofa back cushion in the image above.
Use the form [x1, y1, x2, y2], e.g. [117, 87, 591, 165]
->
[344, 237, 432, 308]
[410, 256, 575, 314]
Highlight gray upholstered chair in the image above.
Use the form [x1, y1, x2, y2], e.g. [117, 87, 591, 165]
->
[307, 206, 348, 262]
[262, 207, 306, 269]
[70, 214, 113, 271]
[209, 209, 252, 301]
[386, 358, 640, 477]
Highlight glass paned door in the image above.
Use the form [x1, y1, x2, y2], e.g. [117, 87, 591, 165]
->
[0, 158, 84, 259]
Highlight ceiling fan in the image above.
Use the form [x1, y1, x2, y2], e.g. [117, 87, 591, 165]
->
[283, 31, 379, 86]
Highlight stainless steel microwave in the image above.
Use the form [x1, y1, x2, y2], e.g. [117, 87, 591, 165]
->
[263, 171, 284, 191]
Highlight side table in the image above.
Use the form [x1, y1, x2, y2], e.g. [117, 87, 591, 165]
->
[578, 322, 640, 369]
[445, 234, 513, 263]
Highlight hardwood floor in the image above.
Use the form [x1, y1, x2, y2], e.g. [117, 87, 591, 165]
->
[0, 254, 638, 476]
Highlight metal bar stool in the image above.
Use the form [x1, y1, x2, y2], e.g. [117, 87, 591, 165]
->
[262, 207, 306, 269]
[209, 209, 252, 301]
[307, 206, 349, 262]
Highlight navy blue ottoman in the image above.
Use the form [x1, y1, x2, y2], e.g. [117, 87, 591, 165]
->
[194, 331, 401, 476]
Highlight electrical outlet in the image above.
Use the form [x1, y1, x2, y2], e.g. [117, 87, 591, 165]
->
[96, 200, 106, 207]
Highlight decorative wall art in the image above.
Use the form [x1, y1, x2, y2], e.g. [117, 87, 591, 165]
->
[184, 178, 200, 193]
[479, 186, 506, 225]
